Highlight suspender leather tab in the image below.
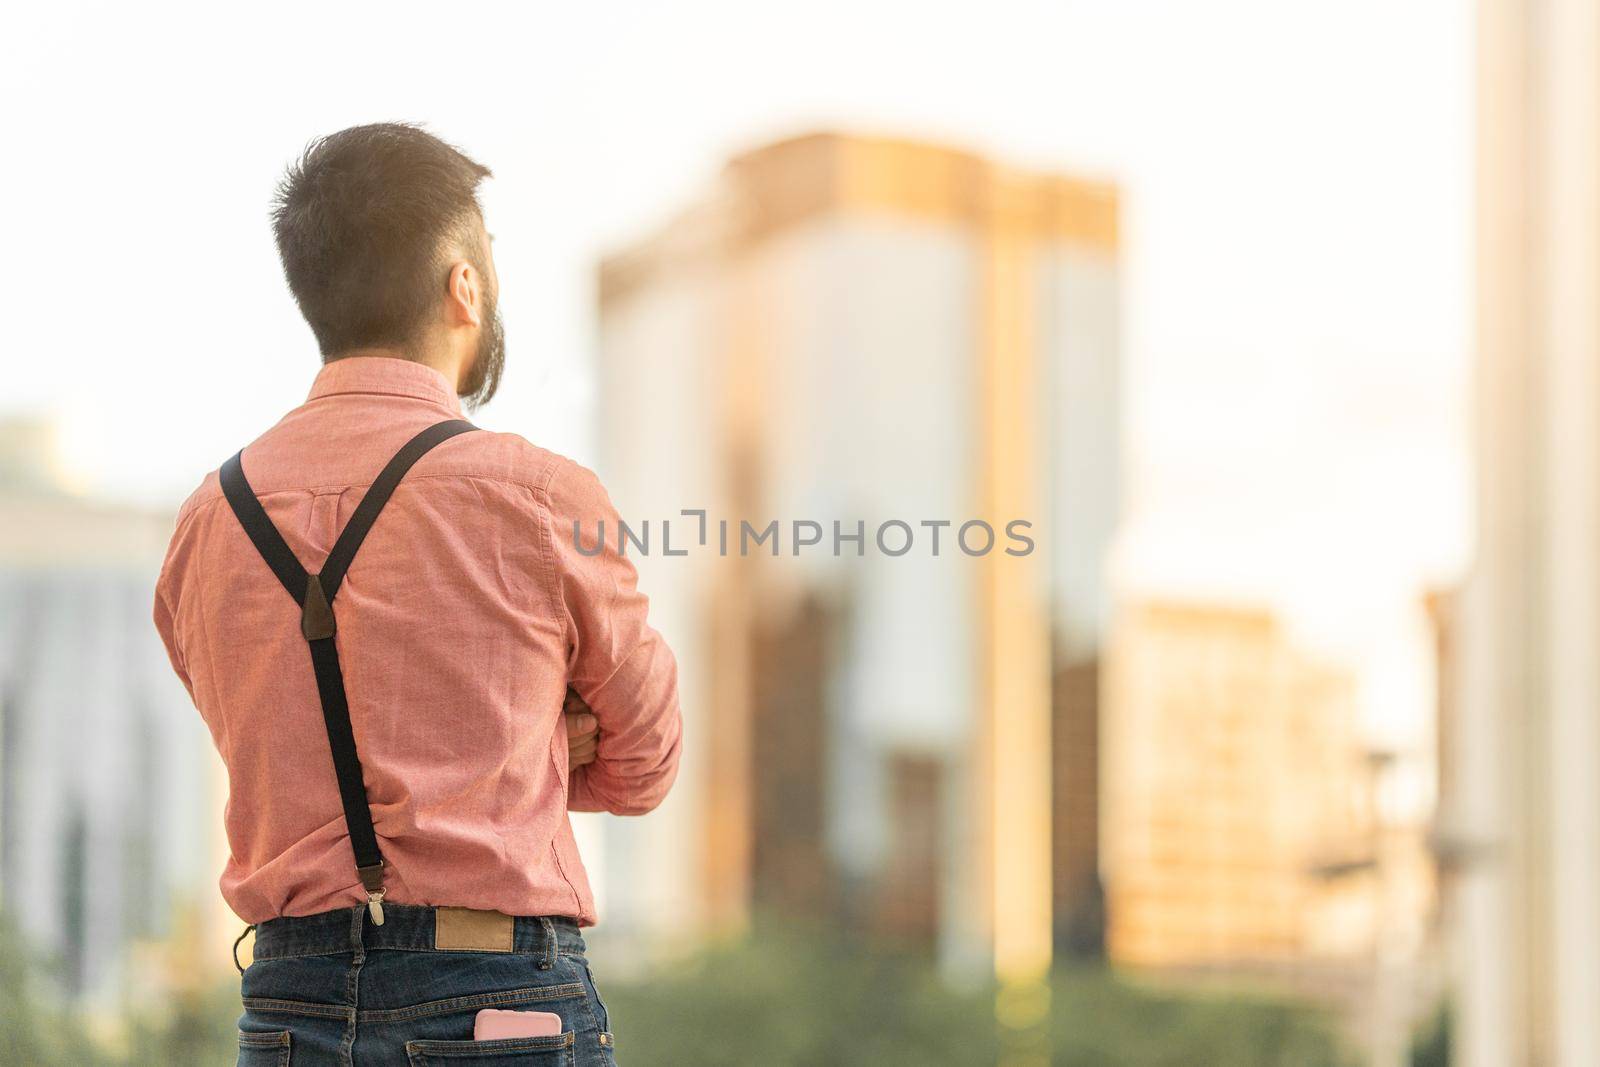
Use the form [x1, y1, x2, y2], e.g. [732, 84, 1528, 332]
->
[218, 418, 477, 929]
[301, 573, 336, 641]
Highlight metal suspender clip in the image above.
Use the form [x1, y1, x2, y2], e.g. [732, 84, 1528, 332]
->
[358, 862, 386, 925]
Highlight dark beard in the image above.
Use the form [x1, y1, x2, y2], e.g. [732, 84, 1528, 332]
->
[459, 303, 505, 410]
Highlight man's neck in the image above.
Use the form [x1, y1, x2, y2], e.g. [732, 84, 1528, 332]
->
[329, 346, 461, 392]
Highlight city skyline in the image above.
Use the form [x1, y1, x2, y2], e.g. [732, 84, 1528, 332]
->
[1, 3, 1469, 811]
[0, 5, 1489, 1061]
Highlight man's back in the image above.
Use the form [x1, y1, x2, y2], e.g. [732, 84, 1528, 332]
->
[154, 356, 682, 925]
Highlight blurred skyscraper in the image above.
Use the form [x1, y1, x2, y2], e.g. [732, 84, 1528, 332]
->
[1105, 601, 1363, 967]
[1451, 0, 1600, 1064]
[594, 132, 1120, 991]
[0, 417, 229, 1017]
[1104, 601, 1436, 1065]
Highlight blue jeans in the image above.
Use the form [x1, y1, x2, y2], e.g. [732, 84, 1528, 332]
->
[237, 905, 619, 1066]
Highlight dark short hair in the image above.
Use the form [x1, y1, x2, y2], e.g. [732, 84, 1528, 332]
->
[272, 123, 492, 357]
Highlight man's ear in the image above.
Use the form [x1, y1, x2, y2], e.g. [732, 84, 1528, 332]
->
[446, 261, 482, 328]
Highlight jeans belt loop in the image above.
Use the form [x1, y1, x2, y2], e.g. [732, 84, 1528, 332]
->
[538, 916, 557, 969]
[349, 904, 367, 963]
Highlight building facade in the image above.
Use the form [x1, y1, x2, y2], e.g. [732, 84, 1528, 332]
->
[593, 133, 1121, 992]
[1104, 600, 1436, 1064]
[0, 417, 231, 1018]
[1105, 602, 1366, 967]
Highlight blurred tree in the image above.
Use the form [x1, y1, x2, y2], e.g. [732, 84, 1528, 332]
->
[0, 909, 1357, 1066]
[124, 982, 237, 1067]
[602, 918, 997, 1066]
[602, 915, 1354, 1067]
[1049, 968, 1353, 1067]
[0, 914, 113, 1067]
[1410, 1002, 1451, 1067]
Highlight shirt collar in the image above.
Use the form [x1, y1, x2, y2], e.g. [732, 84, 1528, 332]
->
[306, 356, 464, 415]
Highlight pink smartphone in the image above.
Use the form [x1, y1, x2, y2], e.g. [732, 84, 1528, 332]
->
[474, 1009, 564, 1040]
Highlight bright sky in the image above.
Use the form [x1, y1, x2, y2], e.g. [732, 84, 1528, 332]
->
[3, 1, 1473, 773]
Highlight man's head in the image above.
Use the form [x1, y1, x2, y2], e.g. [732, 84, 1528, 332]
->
[272, 123, 504, 407]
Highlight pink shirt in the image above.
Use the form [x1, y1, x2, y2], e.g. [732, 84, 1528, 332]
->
[153, 357, 682, 925]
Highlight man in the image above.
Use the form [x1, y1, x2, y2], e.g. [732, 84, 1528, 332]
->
[153, 123, 681, 1066]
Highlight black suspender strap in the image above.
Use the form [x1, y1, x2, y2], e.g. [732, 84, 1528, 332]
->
[218, 418, 477, 924]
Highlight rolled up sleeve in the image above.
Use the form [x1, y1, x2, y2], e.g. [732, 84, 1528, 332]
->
[546, 458, 683, 815]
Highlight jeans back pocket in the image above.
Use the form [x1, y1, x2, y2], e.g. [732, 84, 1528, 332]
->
[237, 1029, 292, 1066]
[406, 1030, 576, 1065]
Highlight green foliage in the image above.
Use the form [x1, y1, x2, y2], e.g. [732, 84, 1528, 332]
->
[123, 982, 239, 1067]
[0, 917, 115, 1067]
[1, 910, 1362, 1067]
[601, 918, 1354, 1067]
[1048, 967, 1353, 1067]
[602, 920, 996, 1066]
[0, 911, 237, 1067]
[1410, 1001, 1451, 1067]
